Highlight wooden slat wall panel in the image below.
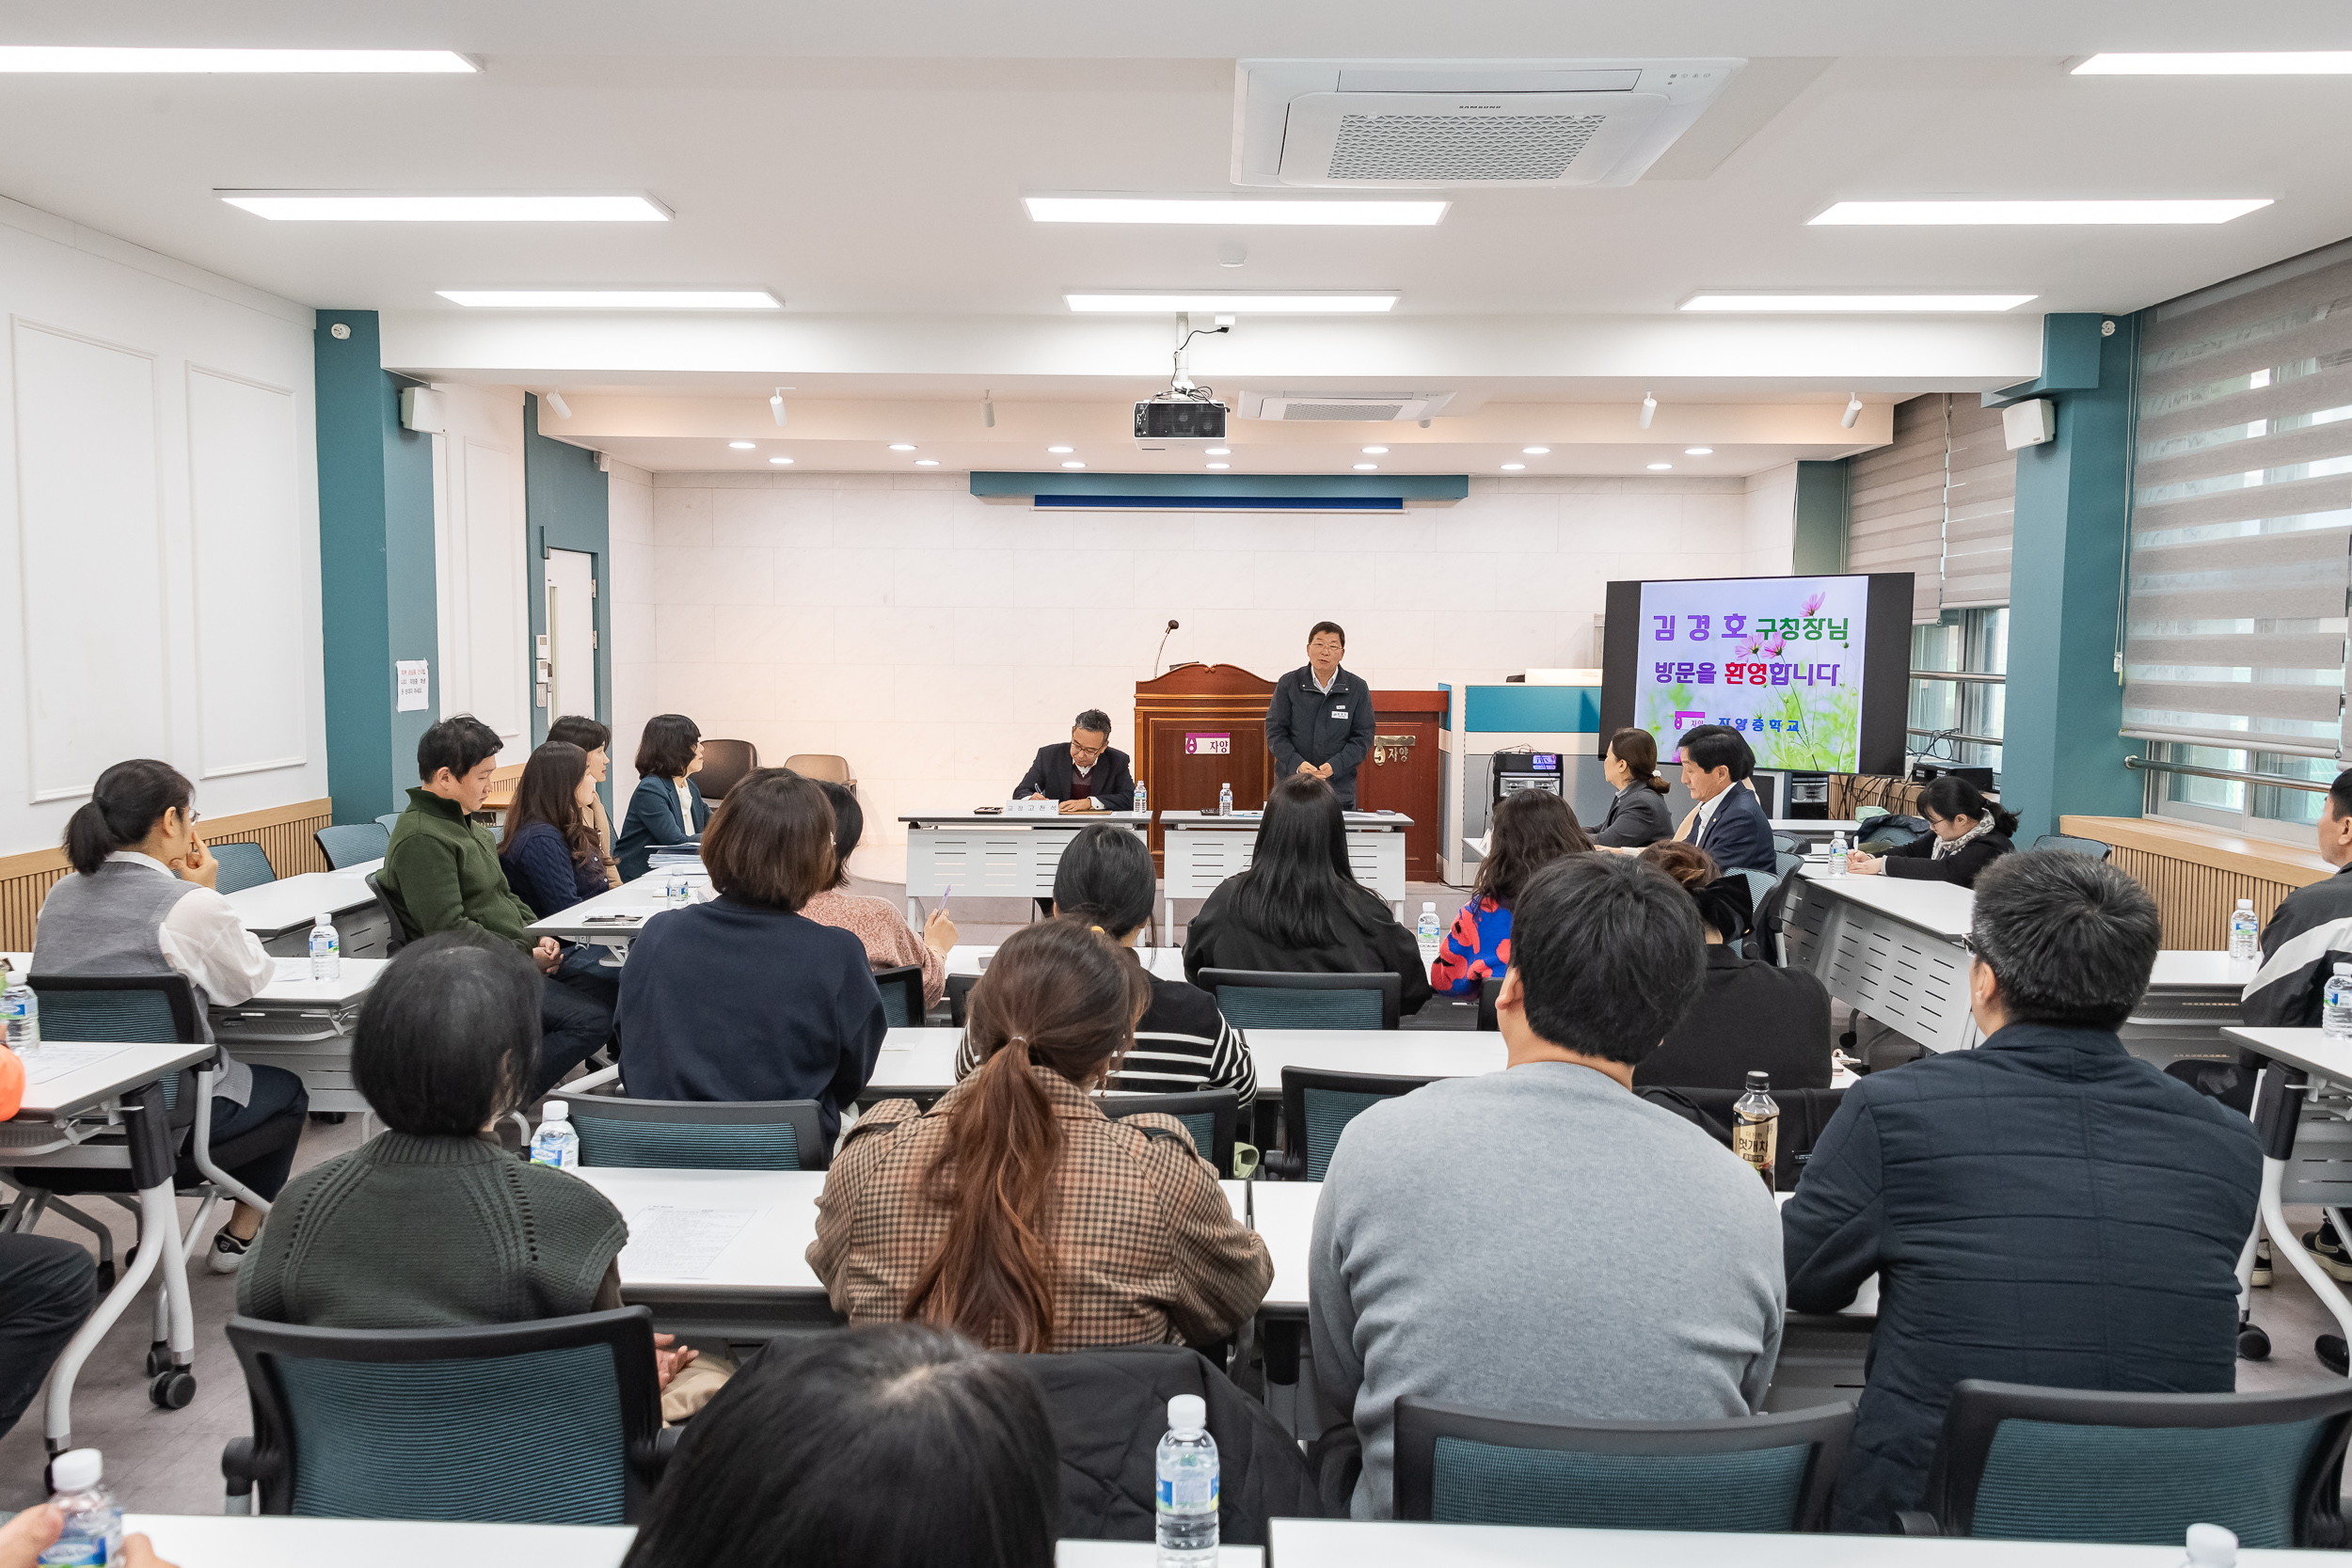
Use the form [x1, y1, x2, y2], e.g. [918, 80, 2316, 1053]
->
[0, 800, 331, 952]
[2106, 845, 2296, 952]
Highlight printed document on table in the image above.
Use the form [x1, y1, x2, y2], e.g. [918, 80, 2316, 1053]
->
[619, 1207, 764, 1279]
[21, 1044, 130, 1085]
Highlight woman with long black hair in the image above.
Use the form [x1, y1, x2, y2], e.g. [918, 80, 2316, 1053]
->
[1181, 774, 1432, 1016]
[497, 741, 612, 919]
[1848, 776, 2019, 889]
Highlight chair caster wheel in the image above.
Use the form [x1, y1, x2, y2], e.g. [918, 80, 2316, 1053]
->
[149, 1370, 195, 1410]
[95, 1262, 113, 1291]
[144, 1343, 171, 1376]
[2238, 1325, 2272, 1361]
[2319, 1334, 2348, 1377]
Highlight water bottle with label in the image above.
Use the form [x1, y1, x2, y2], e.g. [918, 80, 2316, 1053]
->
[309, 911, 342, 981]
[2327, 966, 2352, 1040]
[1217, 783, 1232, 817]
[2229, 899, 2259, 962]
[1829, 831, 1850, 877]
[2, 965, 39, 1052]
[38, 1448, 120, 1567]
[1733, 1071, 1779, 1191]
[665, 871, 688, 909]
[1154, 1394, 1218, 1568]
[1416, 901, 1443, 966]
[529, 1101, 580, 1169]
[1132, 779, 1147, 818]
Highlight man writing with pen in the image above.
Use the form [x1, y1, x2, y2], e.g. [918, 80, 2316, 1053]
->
[1012, 708, 1136, 815]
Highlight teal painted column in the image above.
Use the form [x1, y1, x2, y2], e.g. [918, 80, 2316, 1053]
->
[1792, 460, 1850, 575]
[522, 395, 612, 758]
[314, 310, 438, 824]
[2000, 313, 2144, 841]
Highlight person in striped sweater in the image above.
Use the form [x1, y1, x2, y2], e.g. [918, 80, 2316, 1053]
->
[954, 824, 1255, 1106]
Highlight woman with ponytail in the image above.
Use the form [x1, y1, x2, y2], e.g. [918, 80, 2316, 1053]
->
[1848, 775, 2019, 889]
[1591, 727, 1676, 848]
[33, 760, 310, 1273]
[810, 919, 1270, 1352]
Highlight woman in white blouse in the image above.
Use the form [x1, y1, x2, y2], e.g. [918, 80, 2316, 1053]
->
[31, 760, 310, 1274]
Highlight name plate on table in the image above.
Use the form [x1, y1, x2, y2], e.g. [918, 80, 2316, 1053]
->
[1006, 799, 1057, 816]
[1184, 733, 1231, 754]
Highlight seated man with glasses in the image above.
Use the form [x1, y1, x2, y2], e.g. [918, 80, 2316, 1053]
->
[1013, 708, 1136, 816]
[1780, 849, 2260, 1533]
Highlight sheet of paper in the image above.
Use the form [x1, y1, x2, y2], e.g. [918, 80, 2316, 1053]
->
[271, 958, 319, 984]
[21, 1043, 130, 1085]
[618, 1207, 763, 1279]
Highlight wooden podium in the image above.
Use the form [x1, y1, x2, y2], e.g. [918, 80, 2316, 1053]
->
[1134, 663, 1445, 881]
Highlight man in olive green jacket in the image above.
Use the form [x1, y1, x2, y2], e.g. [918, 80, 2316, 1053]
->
[378, 715, 611, 1096]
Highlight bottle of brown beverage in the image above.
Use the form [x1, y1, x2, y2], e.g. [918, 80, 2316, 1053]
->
[1732, 1070, 1779, 1191]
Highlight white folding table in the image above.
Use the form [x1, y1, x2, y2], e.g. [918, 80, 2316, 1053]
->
[862, 1026, 1508, 1104]
[946, 943, 1186, 982]
[1158, 810, 1412, 943]
[2219, 1026, 2352, 1366]
[206, 958, 389, 1115]
[220, 863, 392, 960]
[899, 810, 1152, 927]
[525, 869, 707, 967]
[1267, 1520, 2319, 1568]
[1783, 866, 1979, 1053]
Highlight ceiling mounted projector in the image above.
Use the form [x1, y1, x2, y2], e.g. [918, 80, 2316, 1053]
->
[1238, 390, 1455, 422]
[1135, 397, 1228, 448]
[1232, 58, 1743, 188]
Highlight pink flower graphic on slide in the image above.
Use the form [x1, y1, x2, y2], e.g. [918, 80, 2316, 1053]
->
[1802, 591, 1826, 616]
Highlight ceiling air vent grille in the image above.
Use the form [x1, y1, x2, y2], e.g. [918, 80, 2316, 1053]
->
[1285, 401, 1406, 421]
[1327, 113, 1608, 182]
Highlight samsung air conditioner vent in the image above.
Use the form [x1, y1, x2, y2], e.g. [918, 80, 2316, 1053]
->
[1233, 58, 1744, 188]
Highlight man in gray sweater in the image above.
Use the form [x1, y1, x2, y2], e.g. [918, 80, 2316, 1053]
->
[1309, 852, 1787, 1519]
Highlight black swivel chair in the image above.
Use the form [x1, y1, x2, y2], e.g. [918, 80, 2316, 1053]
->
[565, 1094, 830, 1171]
[365, 872, 418, 955]
[1265, 1066, 1438, 1180]
[1099, 1087, 1241, 1177]
[1198, 970, 1401, 1031]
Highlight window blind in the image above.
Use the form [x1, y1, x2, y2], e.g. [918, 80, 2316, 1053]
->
[2124, 244, 2352, 760]
[1940, 398, 2015, 609]
[1848, 394, 1948, 624]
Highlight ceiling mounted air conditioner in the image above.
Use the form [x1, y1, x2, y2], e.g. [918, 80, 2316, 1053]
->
[1239, 390, 1455, 422]
[1232, 58, 1743, 188]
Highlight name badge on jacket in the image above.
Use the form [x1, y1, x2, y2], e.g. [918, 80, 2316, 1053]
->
[1331, 706, 1349, 719]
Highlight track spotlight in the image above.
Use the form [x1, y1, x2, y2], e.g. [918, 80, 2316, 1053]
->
[982, 389, 995, 429]
[542, 391, 572, 420]
[1841, 393, 1863, 430]
[1639, 391, 1657, 431]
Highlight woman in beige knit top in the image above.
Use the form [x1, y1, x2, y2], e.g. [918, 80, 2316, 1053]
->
[799, 780, 953, 1007]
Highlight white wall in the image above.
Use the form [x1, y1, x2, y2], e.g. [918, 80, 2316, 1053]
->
[0, 196, 325, 855]
[427, 383, 530, 763]
[611, 469, 1783, 864]
[1740, 462, 1800, 577]
[609, 458, 657, 793]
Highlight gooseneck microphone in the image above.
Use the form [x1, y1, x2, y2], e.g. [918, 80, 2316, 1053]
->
[1153, 619, 1181, 678]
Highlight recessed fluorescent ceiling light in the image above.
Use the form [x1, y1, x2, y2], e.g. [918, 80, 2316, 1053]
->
[888, 443, 916, 451]
[1648, 463, 1675, 470]
[219, 191, 670, 222]
[915, 459, 939, 467]
[1361, 446, 1388, 454]
[1685, 447, 1713, 455]
[769, 456, 793, 465]
[1501, 463, 1526, 471]
[1061, 461, 1087, 469]
[727, 441, 755, 450]
[1681, 293, 2038, 311]
[1206, 463, 1231, 469]
[1047, 445, 1074, 454]
[1811, 199, 2268, 226]
[1522, 446, 1550, 454]
[0, 47, 477, 72]
[1205, 447, 1231, 456]
[1025, 196, 1446, 227]
[2074, 53, 2352, 74]
[1353, 463, 1377, 470]
[1065, 293, 1396, 313]
[438, 289, 776, 309]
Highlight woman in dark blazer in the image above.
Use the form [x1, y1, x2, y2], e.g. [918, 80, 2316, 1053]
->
[1849, 776, 2016, 890]
[615, 713, 711, 881]
[1183, 773, 1431, 1016]
[1589, 726, 1675, 848]
[1632, 841, 1833, 1090]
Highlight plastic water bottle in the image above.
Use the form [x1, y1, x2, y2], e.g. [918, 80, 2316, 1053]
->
[309, 911, 341, 981]
[2, 968, 39, 1051]
[529, 1101, 580, 1169]
[1132, 779, 1147, 817]
[1154, 1394, 1218, 1567]
[2327, 965, 2352, 1041]
[665, 871, 688, 908]
[1416, 901, 1442, 965]
[2229, 898, 2259, 962]
[1829, 831, 1850, 877]
[39, 1448, 120, 1567]
[1217, 783, 1232, 817]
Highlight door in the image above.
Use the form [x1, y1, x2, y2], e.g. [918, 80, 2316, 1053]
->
[1355, 691, 1447, 881]
[544, 547, 597, 726]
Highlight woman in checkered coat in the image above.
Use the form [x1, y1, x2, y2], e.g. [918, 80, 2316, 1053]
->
[810, 920, 1272, 1351]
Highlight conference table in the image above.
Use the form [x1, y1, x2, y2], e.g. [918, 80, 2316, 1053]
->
[863, 1026, 1508, 1104]
[2219, 1026, 2352, 1359]
[899, 808, 1152, 927]
[218, 858, 394, 959]
[1158, 809, 1413, 940]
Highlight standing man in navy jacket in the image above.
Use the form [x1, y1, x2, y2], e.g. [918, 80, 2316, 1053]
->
[1780, 851, 2260, 1533]
[1265, 621, 1377, 809]
[1677, 724, 1775, 874]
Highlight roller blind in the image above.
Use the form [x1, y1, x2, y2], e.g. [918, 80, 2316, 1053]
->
[2124, 245, 2352, 760]
[1848, 394, 1947, 623]
[1941, 399, 2015, 609]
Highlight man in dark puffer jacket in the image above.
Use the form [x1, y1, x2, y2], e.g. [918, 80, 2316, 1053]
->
[1782, 850, 2261, 1533]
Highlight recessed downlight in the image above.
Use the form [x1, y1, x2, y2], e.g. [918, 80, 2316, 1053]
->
[1354, 463, 1377, 471]
[728, 441, 755, 450]
[1047, 445, 1074, 453]
[1501, 463, 1526, 471]
[1206, 462, 1231, 469]
[1205, 447, 1231, 456]
[1685, 447, 1713, 456]
[1522, 446, 1550, 455]
[769, 456, 793, 465]
[1361, 445, 1388, 454]
[1647, 463, 1675, 471]
[914, 459, 939, 467]
[888, 443, 916, 451]
[1061, 461, 1086, 469]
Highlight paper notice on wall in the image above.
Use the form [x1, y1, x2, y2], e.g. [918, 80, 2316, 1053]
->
[395, 659, 430, 713]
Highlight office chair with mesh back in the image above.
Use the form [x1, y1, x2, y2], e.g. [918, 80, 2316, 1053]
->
[223, 1307, 674, 1521]
[1099, 1088, 1240, 1177]
[364, 872, 417, 956]
[208, 842, 276, 895]
[1199, 970, 1401, 1031]
[1393, 1397, 1853, 1532]
[1772, 832, 1810, 859]
[566, 1095, 830, 1171]
[1749, 859, 1808, 965]
[872, 963, 927, 1028]
[1267, 1066, 1438, 1180]
[2032, 833, 2113, 861]
[695, 739, 757, 801]
[374, 812, 405, 838]
[783, 753, 855, 791]
[1477, 976, 1503, 1032]
[313, 823, 390, 870]
[1900, 1379, 2352, 1546]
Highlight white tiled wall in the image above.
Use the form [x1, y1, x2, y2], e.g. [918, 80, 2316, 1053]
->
[610, 468, 1791, 863]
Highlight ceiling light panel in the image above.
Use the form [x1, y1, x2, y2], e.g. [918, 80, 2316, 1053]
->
[1811, 199, 2269, 226]
[1025, 196, 1447, 226]
[2074, 53, 2352, 74]
[0, 47, 477, 72]
[1065, 293, 1396, 313]
[219, 191, 671, 222]
[1681, 293, 2038, 311]
[437, 290, 777, 309]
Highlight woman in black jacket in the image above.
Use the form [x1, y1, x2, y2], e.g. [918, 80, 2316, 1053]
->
[1183, 774, 1431, 1016]
[1632, 841, 1833, 1090]
[1589, 726, 1675, 848]
[1848, 776, 2016, 889]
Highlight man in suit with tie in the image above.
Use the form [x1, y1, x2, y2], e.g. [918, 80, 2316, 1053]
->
[1013, 708, 1136, 814]
[1678, 723, 1776, 875]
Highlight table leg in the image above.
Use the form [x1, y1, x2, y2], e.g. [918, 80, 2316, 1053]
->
[2250, 1065, 2352, 1369]
[1164, 896, 1175, 950]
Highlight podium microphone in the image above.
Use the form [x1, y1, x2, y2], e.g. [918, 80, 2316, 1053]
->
[1153, 619, 1181, 677]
